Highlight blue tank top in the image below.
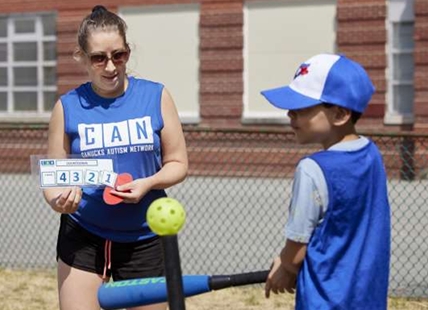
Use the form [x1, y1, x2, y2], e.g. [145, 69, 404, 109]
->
[60, 76, 167, 242]
[296, 141, 391, 310]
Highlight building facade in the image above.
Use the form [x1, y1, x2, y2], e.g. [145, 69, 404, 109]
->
[0, 0, 426, 132]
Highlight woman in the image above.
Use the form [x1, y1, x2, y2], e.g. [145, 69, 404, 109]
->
[43, 5, 188, 310]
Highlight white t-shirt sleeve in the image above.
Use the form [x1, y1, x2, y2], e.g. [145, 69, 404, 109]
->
[285, 158, 328, 243]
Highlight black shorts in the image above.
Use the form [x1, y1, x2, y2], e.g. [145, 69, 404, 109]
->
[57, 214, 164, 281]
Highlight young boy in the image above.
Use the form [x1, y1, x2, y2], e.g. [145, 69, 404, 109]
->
[261, 54, 391, 310]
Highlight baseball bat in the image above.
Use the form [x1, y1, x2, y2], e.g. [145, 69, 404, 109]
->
[98, 270, 269, 310]
[161, 235, 186, 310]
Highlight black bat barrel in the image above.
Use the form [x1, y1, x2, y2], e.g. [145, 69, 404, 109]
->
[209, 270, 270, 291]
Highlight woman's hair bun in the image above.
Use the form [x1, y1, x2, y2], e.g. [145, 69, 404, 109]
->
[92, 5, 108, 14]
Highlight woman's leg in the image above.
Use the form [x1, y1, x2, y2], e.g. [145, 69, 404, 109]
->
[113, 237, 168, 310]
[58, 259, 104, 310]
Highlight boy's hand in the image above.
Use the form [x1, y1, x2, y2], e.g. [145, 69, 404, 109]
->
[265, 257, 297, 298]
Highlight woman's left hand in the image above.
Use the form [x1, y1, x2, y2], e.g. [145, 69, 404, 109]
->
[110, 178, 152, 204]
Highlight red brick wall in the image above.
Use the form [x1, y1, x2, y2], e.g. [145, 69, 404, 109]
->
[56, 9, 88, 96]
[199, 1, 243, 127]
[414, 0, 428, 129]
[337, 0, 387, 120]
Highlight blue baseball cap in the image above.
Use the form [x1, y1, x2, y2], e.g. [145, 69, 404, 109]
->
[261, 54, 375, 113]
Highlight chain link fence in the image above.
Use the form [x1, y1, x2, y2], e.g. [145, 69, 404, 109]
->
[0, 125, 427, 298]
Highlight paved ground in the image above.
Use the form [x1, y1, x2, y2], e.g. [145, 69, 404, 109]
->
[0, 174, 427, 297]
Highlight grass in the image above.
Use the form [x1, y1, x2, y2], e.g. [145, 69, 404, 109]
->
[0, 268, 58, 310]
[1, 268, 427, 310]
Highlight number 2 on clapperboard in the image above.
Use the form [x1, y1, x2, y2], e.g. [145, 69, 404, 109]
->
[88, 172, 95, 183]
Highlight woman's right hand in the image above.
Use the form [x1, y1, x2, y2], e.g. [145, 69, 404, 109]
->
[43, 187, 82, 214]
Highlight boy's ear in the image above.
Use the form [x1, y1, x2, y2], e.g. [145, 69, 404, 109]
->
[332, 106, 352, 126]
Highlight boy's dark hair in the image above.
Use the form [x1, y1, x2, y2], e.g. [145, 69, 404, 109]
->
[322, 103, 362, 124]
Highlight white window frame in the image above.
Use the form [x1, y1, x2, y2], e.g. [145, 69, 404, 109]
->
[385, 0, 415, 125]
[0, 13, 57, 123]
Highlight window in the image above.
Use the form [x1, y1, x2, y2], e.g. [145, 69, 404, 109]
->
[119, 4, 200, 124]
[243, 0, 337, 124]
[385, 0, 415, 124]
[0, 13, 57, 121]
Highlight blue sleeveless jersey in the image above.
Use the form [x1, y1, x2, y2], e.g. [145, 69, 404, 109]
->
[60, 76, 167, 242]
[296, 141, 391, 310]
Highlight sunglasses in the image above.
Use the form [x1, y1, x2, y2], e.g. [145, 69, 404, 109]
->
[86, 49, 130, 68]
